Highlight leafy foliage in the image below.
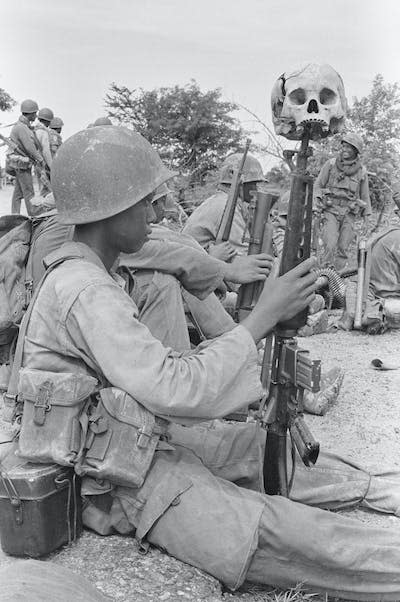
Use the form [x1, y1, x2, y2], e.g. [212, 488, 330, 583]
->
[0, 88, 16, 112]
[104, 80, 246, 180]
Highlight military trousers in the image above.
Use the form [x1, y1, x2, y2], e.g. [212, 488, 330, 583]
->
[321, 210, 356, 270]
[11, 168, 35, 215]
[104, 419, 400, 600]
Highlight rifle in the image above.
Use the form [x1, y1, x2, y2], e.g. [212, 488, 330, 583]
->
[235, 190, 278, 322]
[0, 133, 51, 192]
[238, 128, 321, 497]
[215, 139, 251, 244]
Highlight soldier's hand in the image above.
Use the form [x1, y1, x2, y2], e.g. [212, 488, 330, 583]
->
[208, 241, 236, 262]
[242, 258, 318, 343]
[393, 191, 400, 206]
[224, 253, 274, 284]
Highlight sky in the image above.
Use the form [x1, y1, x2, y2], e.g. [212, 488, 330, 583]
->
[1, 0, 400, 169]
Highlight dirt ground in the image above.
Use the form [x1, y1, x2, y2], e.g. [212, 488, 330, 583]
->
[0, 184, 399, 601]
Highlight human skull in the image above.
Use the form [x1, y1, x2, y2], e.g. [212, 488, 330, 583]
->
[271, 63, 348, 140]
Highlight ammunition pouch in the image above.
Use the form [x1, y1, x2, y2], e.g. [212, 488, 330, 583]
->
[76, 387, 170, 488]
[17, 369, 98, 466]
[6, 153, 31, 175]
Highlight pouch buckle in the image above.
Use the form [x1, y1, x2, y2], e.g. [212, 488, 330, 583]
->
[33, 380, 53, 426]
[137, 424, 153, 449]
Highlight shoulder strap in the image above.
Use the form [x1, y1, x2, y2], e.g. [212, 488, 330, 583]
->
[5, 252, 83, 417]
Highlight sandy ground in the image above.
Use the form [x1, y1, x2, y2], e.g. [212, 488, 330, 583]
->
[0, 183, 399, 600]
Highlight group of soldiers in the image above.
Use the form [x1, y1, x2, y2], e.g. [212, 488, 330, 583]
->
[7, 99, 63, 214]
[2, 102, 400, 600]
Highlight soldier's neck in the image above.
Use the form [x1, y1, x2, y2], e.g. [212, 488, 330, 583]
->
[74, 225, 119, 273]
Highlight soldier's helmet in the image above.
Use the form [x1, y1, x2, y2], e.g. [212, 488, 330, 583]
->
[38, 107, 54, 122]
[50, 117, 64, 129]
[341, 133, 363, 155]
[152, 182, 170, 204]
[20, 99, 39, 114]
[218, 153, 265, 185]
[51, 126, 175, 225]
[93, 117, 112, 126]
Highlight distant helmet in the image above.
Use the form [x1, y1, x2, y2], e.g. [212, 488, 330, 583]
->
[277, 190, 290, 216]
[219, 153, 265, 185]
[152, 182, 170, 204]
[93, 116, 112, 126]
[50, 117, 64, 129]
[51, 126, 175, 225]
[21, 99, 39, 114]
[38, 107, 54, 122]
[341, 133, 363, 154]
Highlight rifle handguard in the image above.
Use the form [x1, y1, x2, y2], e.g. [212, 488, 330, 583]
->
[290, 416, 320, 466]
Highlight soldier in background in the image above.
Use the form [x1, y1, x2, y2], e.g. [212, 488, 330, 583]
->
[313, 133, 371, 270]
[7, 99, 44, 215]
[49, 117, 64, 157]
[35, 107, 54, 195]
[183, 153, 266, 261]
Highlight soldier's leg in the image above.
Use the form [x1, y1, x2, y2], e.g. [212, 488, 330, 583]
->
[336, 213, 356, 270]
[321, 211, 339, 266]
[16, 169, 35, 216]
[112, 442, 400, 600]
[131, 270, 191, 351]
[11, 174, 23, 214]
[169, 420, 400, 516]
[181, 289, 235, 340]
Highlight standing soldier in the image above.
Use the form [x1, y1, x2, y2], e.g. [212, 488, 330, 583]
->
[313, 133, 371, 270]
[7, 99, 45, 215]
[49, 117, 64, 157]
[35, 107, 54, 195]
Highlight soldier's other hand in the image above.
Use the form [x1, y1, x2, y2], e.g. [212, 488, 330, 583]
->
[242, 258, 318, 343]
[208, 241, 236, 262]
[225, 253, 274, 284]
[393, 191, 400, 206]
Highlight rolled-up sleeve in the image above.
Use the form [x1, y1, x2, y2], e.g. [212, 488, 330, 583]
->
[66, 283, 263, 421]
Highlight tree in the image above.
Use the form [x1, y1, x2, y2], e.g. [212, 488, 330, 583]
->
[105, 80, 247, 180]
[0, 88, 16, 112]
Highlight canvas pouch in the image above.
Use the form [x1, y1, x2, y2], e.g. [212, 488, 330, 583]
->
[76, 387, 170, 488]
[17, 368, 98, 466]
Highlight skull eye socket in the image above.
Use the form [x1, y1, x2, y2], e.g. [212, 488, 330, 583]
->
[319, 88, 337, 105]
[288, 88, 306, 105]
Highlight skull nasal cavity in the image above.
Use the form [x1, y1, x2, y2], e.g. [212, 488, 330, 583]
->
[307, 99, 319, 114]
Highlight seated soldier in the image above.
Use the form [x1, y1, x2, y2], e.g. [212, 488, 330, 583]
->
[338, 192, 400, 333]
[14, 127, 400, 600]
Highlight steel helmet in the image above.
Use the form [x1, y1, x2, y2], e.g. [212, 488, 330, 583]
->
[21, 99, 39, 113]
[219, 153, 265, 185]
[342, 133, 363, 155]
[93, 116, 112, 126]
[38, 107, 54, 122]
[51, 126, 175, 225]
[50, 117, 64, 129]
[152, 183, 171, 204]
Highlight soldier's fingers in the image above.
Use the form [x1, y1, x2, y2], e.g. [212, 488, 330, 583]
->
[290, 257, 318, 276]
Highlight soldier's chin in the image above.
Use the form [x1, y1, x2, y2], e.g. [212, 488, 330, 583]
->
[296, 120, 330, 140]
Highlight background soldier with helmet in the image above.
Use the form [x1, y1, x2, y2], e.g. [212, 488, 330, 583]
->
[313, 132, 372, 270]
[49, 117, 64, 157]
[183, 152, 266, 262]
[6, 99, 45, 215]
[34, 107, 54, 195]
